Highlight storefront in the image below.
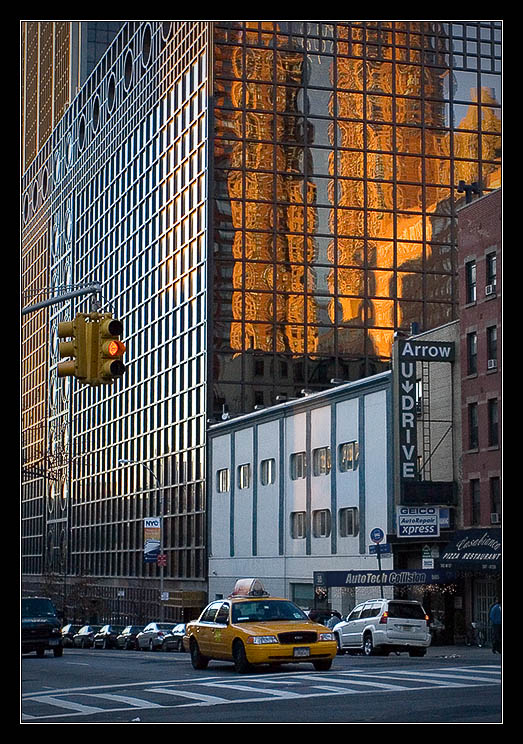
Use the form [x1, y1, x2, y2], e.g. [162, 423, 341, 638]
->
[439, 528, 502, 643]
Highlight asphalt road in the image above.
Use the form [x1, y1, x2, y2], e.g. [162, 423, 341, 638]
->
[21, 644, 502, 724]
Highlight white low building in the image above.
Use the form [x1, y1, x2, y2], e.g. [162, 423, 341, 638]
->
[207, 371, 393, 614]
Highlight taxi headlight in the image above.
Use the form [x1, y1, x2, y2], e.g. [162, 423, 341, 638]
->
[318, 632, 335, 641]
[247, 635, 278, 645]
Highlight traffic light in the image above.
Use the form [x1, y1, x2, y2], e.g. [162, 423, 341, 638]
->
[57, 314, 89, 381]
[56, 312, 127, 386]
[95, 313, 127, 384]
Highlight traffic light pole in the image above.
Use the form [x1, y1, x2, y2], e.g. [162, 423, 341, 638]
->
[21, 283, 102, 315]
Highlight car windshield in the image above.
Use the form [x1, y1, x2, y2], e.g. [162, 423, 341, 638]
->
[231, 600, 308, 623]
[22, 598, 57, 618]
[388, 602, 426, 619]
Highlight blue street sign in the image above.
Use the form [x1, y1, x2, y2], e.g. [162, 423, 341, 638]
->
[369, 543, 391, 554]
[370, 527, 385, 543]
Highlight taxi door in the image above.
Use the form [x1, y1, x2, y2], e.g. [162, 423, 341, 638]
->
[209, 601, 232, 659]
[194, 601, 223, 655]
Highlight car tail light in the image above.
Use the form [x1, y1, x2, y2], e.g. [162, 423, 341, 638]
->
[379, 611, 389, 624]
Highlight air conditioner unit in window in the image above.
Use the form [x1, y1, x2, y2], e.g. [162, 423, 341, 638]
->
[490, 513, 501, 524]
[487, 358, 497, 370]
[485, 284, 496, 296]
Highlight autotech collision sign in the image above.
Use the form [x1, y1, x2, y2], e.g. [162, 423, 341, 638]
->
[397, 339, 455, 480]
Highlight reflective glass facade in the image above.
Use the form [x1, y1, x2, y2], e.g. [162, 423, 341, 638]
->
[211, 21, 501, 414]
[21, 21, 501, 616]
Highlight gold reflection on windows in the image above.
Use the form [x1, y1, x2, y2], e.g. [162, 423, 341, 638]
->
[213, 21, 501, 362]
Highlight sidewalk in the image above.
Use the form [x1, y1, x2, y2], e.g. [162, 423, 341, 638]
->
[427, 643, 502, 659]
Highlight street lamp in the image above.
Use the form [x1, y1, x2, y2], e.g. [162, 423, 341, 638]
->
[118, 458, 166, 620]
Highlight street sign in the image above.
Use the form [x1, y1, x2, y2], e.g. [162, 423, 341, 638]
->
[369, 543, 391, 554]
[370, 527, 385, 543]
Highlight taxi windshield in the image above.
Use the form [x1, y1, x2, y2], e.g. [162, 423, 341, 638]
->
[231, 600, 308, 623]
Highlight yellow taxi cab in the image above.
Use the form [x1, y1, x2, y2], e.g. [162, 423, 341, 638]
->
[184, 579, 337, 673]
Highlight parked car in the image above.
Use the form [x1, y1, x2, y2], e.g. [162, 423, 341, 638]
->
[93, 624, 126, 649]
[72, 625, 102, 648]
[161, 623, 187, 651]
[115, 625, 144, 650]
[333, 598, 431, 657]
[61, 624, 81, 648]
[136, 622, 175, 650]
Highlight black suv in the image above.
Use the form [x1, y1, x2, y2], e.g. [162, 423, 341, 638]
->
[22, 597, 63, 657]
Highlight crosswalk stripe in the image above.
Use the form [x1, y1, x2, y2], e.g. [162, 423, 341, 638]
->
[379, 670, 501, 684]
[147, 687, 230, 705]
[204, 682, 303, 698]
[297, 675, 411, 691]
[28, 695, 105, 714]
[88, 693, 164, 708]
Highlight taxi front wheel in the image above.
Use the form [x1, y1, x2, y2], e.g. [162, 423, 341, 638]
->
[190, 639, 209, 670]
[232, 640, 251, 674]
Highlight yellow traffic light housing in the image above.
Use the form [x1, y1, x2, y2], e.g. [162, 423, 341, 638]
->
[96, 314, 127, 384]
[56, 312, 127, 386]
[57, 314, 89, 381]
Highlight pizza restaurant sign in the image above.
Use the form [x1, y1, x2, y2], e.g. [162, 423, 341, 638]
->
[440, 529, 501, 568]
[398, 340, 455, 480]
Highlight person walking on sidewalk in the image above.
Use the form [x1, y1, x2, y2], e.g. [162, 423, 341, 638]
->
[489, 600, 501, 654]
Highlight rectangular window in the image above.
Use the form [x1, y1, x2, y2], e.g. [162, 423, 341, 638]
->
[490, 477, 501, 520]
[313, 446, 331, 476]
[465, 260, 477, 303]
[338, 441, 359, 472]
[312, 509, 331, 538]
[260, 457, 276, 485]
[487, 325, 497, 366]
[290, 511, 307, 539]
[466, 331, 477, 374]
[468, 402, 479, 449]
[470, 479, 481, 524]
[486, 251, 497, 287]
[216, 468, 230, 493]
[290, 451, 307, 480]
[488, 398, 499, 446]
[339, 507, 359, 537]
[237, 463, 251, 489]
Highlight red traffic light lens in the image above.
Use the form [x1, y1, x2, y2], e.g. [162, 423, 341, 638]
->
[107, 340, 126, 357]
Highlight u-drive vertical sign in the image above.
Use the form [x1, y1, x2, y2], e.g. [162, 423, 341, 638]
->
[398, 339, 454, 480]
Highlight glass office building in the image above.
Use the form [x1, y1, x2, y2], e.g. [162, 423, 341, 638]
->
[21, 21, 501, 619]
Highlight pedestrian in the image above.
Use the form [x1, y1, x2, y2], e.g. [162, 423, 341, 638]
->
[489, 599, 501, 654]
[326, 611, 342, 629]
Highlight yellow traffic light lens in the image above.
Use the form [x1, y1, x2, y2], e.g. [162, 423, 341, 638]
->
[108, 340, 119, 356]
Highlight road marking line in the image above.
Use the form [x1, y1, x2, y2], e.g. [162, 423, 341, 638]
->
[28, 695, 105, 714]
[147, 687, 230, 705]
[204, 682, 303, 698]
[88, 693, 164, 708]
[296, 675, 412, 691]
[379, 670, 501, 684]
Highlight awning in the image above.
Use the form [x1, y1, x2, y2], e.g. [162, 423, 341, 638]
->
[439, 528, 501, 570]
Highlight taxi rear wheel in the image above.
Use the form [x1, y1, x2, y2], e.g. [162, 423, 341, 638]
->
[190, 639, 209, 670]
[232, 639, 251, 674]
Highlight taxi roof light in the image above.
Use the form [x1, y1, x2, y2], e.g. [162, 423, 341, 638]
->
[229, 578, 270, 598]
